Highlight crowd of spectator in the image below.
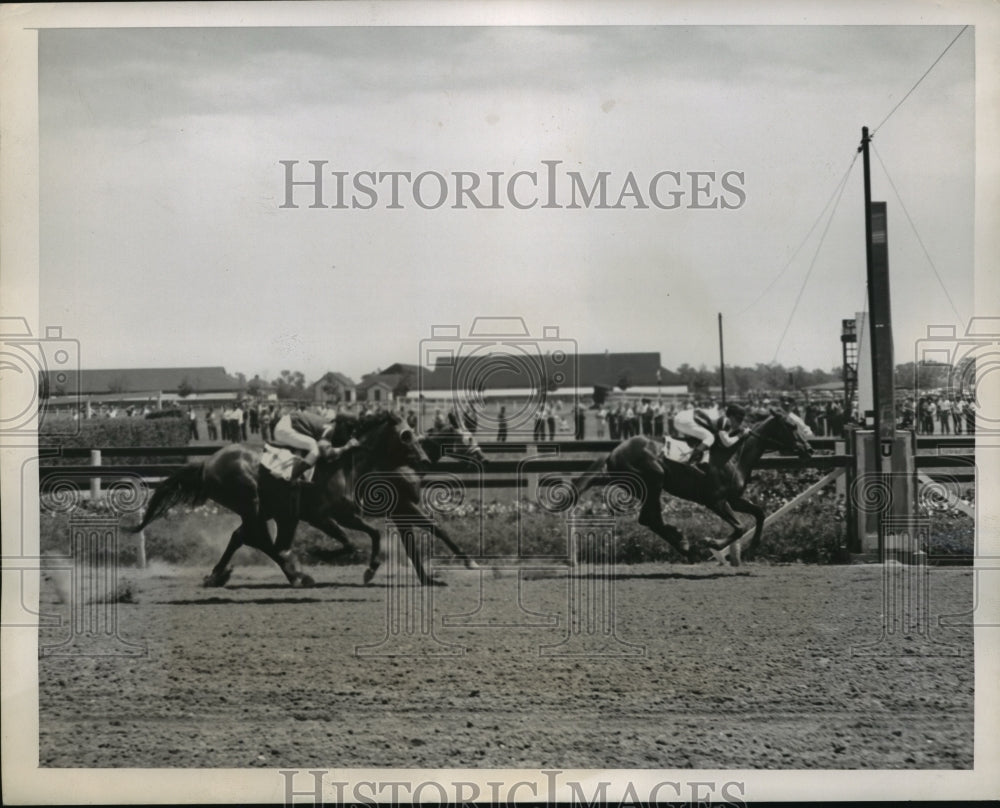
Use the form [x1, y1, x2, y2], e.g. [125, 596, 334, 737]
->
[50, 387, 979, 443]
[898, 394, 976, 435]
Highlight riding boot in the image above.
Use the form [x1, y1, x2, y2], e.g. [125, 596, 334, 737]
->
[687, 445, 707, 466]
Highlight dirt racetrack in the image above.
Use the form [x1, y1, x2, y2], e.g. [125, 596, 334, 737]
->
[38, 560, 973, 769]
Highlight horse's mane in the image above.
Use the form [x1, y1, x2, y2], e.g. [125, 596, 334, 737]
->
[356, 410, 398, 434]
[317, 411, 399, 456]
[336, 410, 399, 438]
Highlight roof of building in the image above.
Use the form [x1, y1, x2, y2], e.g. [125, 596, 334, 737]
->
[308, 371, 357, 390]
[356, 372, 404, 392]
[43, 366, 245, 396]
[421, 351, 682, 391]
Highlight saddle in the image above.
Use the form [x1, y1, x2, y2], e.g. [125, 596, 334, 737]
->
[260, 444, 314, 483]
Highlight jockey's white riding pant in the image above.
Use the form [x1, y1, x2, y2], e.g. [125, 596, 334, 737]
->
[273, 415, 320, 463]
[672, 409, 714, 447]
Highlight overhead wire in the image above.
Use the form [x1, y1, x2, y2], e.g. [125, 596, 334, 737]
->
[871, 143, 966, 324]
[736, 26, 968, 368]
[770, 155, 857, 363]
[871, 25, 969, 135]
[735, 152, 859, 319]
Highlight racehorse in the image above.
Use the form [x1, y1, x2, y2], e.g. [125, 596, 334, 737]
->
[570, 409, 814, 561]
[387, 416, 487, 569]
[303, 415, 486, 578]
[131, 411, 434, 587]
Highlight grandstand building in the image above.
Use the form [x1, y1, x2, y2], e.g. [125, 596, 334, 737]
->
[41, 366, 248, 414]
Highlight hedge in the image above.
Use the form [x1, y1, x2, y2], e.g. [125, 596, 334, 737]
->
[39, 416, 190, 465]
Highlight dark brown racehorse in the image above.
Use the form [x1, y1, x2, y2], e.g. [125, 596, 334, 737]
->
[280, 415, 486, 584]
[570, 409, 814, 560]
[131, 411, 432, 587]
[311, 415, 486, 580]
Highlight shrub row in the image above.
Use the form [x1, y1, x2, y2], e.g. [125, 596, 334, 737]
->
[39, 416, 190, 465]
[38, 466, 974, 566]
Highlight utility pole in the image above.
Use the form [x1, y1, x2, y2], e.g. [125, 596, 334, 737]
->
[860, 126, 877, 443]
[858, 125, 896, 465]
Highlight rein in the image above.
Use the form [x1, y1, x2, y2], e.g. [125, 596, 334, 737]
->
[741, 415, 806, 455]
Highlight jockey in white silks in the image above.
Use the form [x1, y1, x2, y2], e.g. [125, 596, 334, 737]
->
[272, 410, 358, 483]
[672, 402, 749, 466]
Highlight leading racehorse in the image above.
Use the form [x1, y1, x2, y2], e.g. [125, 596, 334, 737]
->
[569, 409, 814, 561]
[315, 414, 487, 580]
[131, 411, 435, 587]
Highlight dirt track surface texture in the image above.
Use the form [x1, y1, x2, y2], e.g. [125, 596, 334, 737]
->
[39, 561, 973, 769]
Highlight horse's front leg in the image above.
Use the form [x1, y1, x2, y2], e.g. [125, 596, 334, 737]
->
[730, 496, 765, 559]
[329, 506, 383, 585]
[433, 520, 479, 570]
[394, 500, 478, 571]
[701, 499, 747, 559]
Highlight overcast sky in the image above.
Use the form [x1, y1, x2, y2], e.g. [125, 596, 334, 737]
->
[39, 25, 974, 383]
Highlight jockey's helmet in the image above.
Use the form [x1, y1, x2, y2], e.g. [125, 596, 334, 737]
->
[725, 403, 746, 421]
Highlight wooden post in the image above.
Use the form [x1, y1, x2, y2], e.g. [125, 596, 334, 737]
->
[89, 449, 101, 502]
[835, 438, 846, 498]
[525, 442, 539, 502]
[852, 430, 916, 555]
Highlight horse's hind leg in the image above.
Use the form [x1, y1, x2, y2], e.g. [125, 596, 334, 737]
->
[204, 526, 243, 587]
[635, 481, 696, 562]
[246, 516, 313, 587]
[274, 517, 315, 587]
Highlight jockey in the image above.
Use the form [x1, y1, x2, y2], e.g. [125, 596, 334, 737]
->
[272, 409, 358, 483]
[673, 402, 748, 466]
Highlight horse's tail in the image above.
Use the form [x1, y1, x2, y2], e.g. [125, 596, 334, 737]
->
[129, 462, 207, 533]
[569, 454, 608, 501]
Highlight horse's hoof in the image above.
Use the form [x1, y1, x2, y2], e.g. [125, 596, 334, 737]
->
[299, 574, 316, 587]
[425, 577, 447, 587]
[709, 548, 728, 566]
[363, 567, 376, 585]
[463, 558, 480, 570]
[203, 567, 233, 587]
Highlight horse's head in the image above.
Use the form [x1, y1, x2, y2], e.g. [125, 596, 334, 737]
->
[423, 421, 487, 465]
[392, 411, 430, 467]
[348, 411, 429, 468]
[759, 408, 815, 458]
